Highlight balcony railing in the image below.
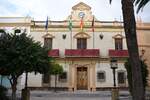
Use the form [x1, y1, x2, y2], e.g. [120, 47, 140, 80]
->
[48, 49, 59, 57]
[65, 49, 100, 57]
[109, 49, 128, 57]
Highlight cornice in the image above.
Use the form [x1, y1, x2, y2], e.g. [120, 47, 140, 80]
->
[0, 23, 31, 27]
[30, 28, 124, 32]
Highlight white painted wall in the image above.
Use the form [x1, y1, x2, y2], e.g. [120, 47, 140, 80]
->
[95, 62, 127, 87]
[27, 73, 42, 87]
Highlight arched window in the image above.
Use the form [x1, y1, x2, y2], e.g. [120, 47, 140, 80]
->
[113, 34, 125, 50]
[74, 32, 90, 49]
[43, 33, 55, 50]
[77, 38, 87, 49]
[115, 38, 123, 50]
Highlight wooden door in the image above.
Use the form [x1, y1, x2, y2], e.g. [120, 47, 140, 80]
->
[77, 67, 88, 90]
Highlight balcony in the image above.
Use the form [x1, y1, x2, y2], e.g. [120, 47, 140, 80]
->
[109, 49, 129, 57]
[48, 49, 59, 57]
[65, 49, 100, 57]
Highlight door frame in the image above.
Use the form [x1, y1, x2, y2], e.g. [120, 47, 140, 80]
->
[76, 66, 88, 90]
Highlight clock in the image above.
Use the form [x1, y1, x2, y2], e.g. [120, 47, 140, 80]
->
[78, 12, 85, 18]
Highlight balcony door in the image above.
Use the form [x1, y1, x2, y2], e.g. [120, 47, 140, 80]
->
[77, 38, 87, 49]
[77, 67, 88, 90]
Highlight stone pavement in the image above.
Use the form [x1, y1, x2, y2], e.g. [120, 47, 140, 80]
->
[8, 89, 150, 100]
[29, 90, 131, 100]
[8, 90, 132, 100]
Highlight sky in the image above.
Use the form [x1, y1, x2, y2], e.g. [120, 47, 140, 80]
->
[0, 0, 150, 22]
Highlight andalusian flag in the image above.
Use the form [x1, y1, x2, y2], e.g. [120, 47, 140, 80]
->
[92, 16, 94, 32]
[68, 16, 72, 31]
[80, 17, 84, 31]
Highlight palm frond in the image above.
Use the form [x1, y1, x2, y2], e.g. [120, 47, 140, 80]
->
[135, 0, 150, 13]
[109, 0, 112, 4]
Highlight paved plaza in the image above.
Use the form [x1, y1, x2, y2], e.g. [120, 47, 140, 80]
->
[10, 90, 132, 100]
[11, 89, 150, 100]
[30, 90, 131, 100]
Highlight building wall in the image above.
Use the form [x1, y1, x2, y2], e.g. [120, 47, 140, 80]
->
[0, 2, 150, 90]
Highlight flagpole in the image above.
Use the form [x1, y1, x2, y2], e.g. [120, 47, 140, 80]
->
[45, 16, 49, 34]
[92, 16, 95, 49]
[71, 30, 72, 49]
[93, 30, 94, 49]
[69, 16, 73, 49]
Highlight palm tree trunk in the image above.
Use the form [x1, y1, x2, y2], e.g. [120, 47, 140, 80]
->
[121, 0, 145, 100]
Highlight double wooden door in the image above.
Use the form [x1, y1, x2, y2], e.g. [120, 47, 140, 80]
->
[77, 67, 88, 90]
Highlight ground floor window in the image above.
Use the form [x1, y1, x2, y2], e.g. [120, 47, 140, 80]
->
[118, 71, 125, 84]
[59, 72, 67, 82]
[97, 71, 106, 82]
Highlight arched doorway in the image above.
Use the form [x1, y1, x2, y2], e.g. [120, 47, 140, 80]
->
[77, 66, 88, 90]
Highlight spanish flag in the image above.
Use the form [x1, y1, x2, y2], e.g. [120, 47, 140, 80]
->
[80, 17, 84, 31]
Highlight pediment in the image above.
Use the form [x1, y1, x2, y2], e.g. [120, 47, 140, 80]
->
[74, 32, 91, 39]
[112, 34, 125, 39]
[72, 2, 91, 10]
[42, 33, 55, 38]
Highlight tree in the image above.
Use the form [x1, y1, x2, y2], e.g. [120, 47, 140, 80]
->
[50, 63, 63, 92]
[109, 0, 149, 99]
[125, 58, 148, 95]
[0, 85, 9, 100]
[0, 32, 51, 100]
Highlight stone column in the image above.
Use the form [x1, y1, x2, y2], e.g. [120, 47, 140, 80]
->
[72, 65, 76, 91]
[88, 66, 91, 91]
[92, 65, 96, 91]
[68, 64, 73, 91]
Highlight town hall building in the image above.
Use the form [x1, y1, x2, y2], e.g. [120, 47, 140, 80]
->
[0, 2, 150, 91]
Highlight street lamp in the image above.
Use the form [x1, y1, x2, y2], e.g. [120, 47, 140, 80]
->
[110, 59, 118, 87]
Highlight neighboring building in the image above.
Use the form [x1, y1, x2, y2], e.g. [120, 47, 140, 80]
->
[0, 2, 150, 91]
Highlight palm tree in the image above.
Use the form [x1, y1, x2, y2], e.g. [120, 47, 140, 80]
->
[109, 0, 149, 100]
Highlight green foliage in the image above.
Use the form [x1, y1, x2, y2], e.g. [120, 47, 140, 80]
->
[109, 0, 150, 13]
[125, 58, 148, 95]
[0, 32, 51, 100]
[0, 32, 50, 76]
[0, 85, 9, 100]
[134, 0, 150, 13]
[50, 63, 63, 75]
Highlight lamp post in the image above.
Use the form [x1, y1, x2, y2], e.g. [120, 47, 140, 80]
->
[110, 59, 118, 87]
[110, 58, 119, 100]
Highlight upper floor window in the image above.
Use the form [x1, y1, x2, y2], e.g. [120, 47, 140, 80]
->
[115, 38, 123, 50]
[77, 38, 87, 49]
[44, 38, 52, 50]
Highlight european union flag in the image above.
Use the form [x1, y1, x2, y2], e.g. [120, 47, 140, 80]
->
[45, 16, 48, 30]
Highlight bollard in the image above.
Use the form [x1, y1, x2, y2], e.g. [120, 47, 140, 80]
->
[111, 88, 119, 100]
[21, 88, 30, 100]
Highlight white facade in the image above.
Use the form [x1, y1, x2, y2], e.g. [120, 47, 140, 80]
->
[0, 2, 150, 91]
